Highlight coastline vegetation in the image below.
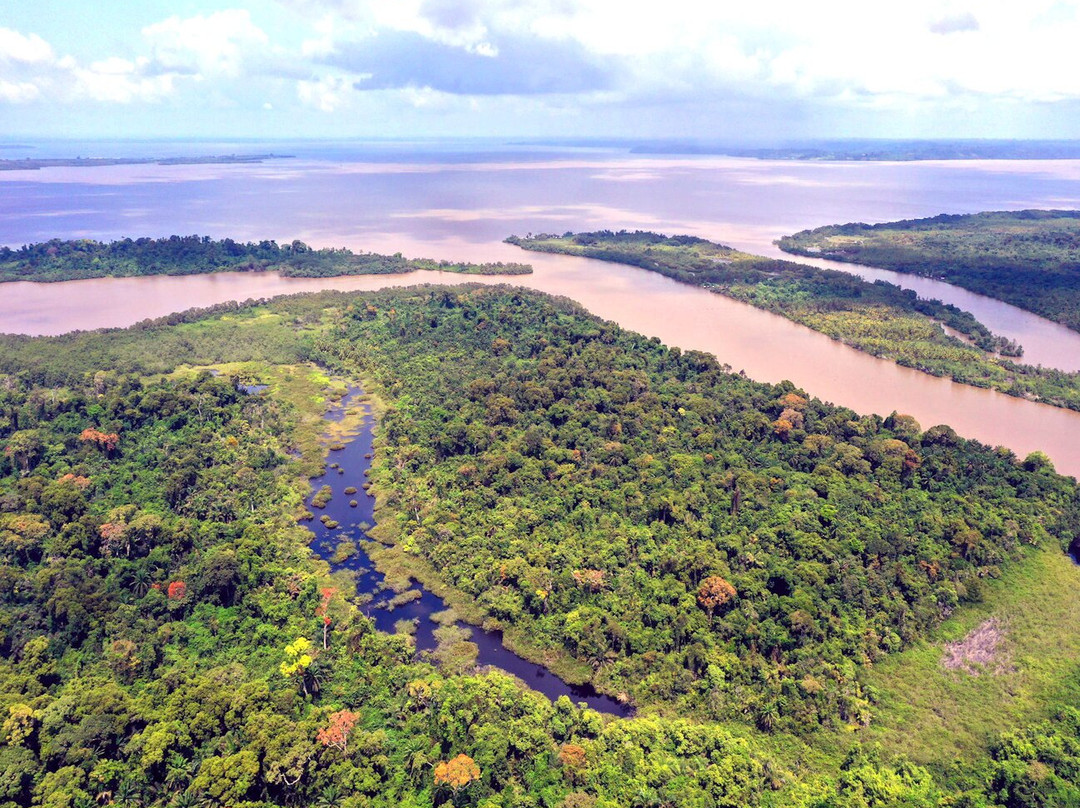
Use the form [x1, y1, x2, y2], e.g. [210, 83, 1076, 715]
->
[777, 209, 1080, 331]
[507, 230, 1080, 411]
[0, 235, 532, 283]
[1, 285, 1079, 805]
[0, 154, 294, 171]
[626, 138, 1080, 161]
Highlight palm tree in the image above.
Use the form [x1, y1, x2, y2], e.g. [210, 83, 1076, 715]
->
[165, 752, 194, 789]
[112, 779, 142, 808]
[132, 567, 153, 597]
[169, 793, 199, 808]
[314, 785, 343, 808]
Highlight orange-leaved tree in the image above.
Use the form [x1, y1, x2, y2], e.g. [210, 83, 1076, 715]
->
[433, 754, 480, 793]
[79, 428, 120, 453]
[558, 744, 588, 784]
[167, 581, 187, 600]
[697, 576, 736, 617]
[316, 709, 358, 753]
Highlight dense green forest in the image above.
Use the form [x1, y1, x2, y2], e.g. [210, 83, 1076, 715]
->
[0, 236, 531, 283]
[777, 210, 1080, 331]
[1, 286, 1079, 806]
[507, 230, 1080, 411]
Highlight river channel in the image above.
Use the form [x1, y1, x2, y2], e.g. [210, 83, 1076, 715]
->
[297, 384, 631, 716]
[3, 147, 1080, 477]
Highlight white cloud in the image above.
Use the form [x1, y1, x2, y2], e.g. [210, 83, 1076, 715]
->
[0, 79, 39, 102]
[297, 74, 353, 111]
[0, 25, 181, 106]
[0, 27, 53, 64]
[285, 0, 1080, 107]
[142, 9, 269, 78]
[400, 85, 456, 109]
[75, 57, 175, 103]
[0, 11, 279, 108]
[5, 0, 1080, 135]
[301, 16, 341, 57]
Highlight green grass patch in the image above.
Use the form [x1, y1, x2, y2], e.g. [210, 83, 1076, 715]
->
[859, 548, 1080, 769]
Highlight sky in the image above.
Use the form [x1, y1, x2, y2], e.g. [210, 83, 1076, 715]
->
[2, 0, 1080, 141]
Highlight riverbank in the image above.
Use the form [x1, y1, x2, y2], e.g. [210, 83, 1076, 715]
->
[508, 231, 1080, 413]
[0, 235, 531, 283]
[295, 373, 633, 715]
[778, 210, 1080, 333]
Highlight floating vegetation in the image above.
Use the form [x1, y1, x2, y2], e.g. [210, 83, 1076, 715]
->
[297, 510, 314, 521]
[350, 499, 358, 507]
[319, 515, 339, 529]
[394, 618, 418, 635]
[432, 624, 479, 675]
[311, 485, 332, 508]
[331, 540, 357, 564]
[344, 486, 358, 495]
[430, 609, 460, 626]
[329, 442, 346, 451]
[388, 589, 424, 609]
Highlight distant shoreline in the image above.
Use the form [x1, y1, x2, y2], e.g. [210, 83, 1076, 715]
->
[630, 142, 1080, 161]
[0, 154, 295, 172]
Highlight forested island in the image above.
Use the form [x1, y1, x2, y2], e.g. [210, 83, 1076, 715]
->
[0, 236, 531, 283]
[1, 284, 1079, 806]
[778, 210, 1080, 331]
[0, 154, 294, 171]
[506, 230, 1080, 411]
[627, 139, 1080, 161]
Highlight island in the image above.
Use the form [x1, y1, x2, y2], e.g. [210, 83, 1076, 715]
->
[627, 138, 1080, 161]
[507, 230, 1080, 412]
[1, 282, 1078, 806]
[0, 154, 295, 171]
[778, 210, 1080, 331]
[0, 235, 532, 283]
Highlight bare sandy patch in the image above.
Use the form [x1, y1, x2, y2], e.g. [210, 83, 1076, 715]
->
[941, 617, 1012, 675]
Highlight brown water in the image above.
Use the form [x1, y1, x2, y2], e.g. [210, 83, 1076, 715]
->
[749, 240, 1080, 373]
[6, 247, 1080, 478]
[3, 147, 1080, 477]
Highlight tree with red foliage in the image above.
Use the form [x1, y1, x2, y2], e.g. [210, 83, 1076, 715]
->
[316, 709, 358, 754]
[167, 581, 187, 600]
[98, 522, 127, 558]
[57, 473, 91, 490]
[79, 428, 120, 453]
[316, 587, 337, 649]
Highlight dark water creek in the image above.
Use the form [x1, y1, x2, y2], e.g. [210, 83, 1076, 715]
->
[296, 385, 632, 716]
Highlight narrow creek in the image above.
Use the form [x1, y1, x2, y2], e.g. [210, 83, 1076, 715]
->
[294, 384, 633, 717]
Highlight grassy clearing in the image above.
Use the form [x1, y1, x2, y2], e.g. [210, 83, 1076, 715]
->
[858, 547, 1080, 769]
